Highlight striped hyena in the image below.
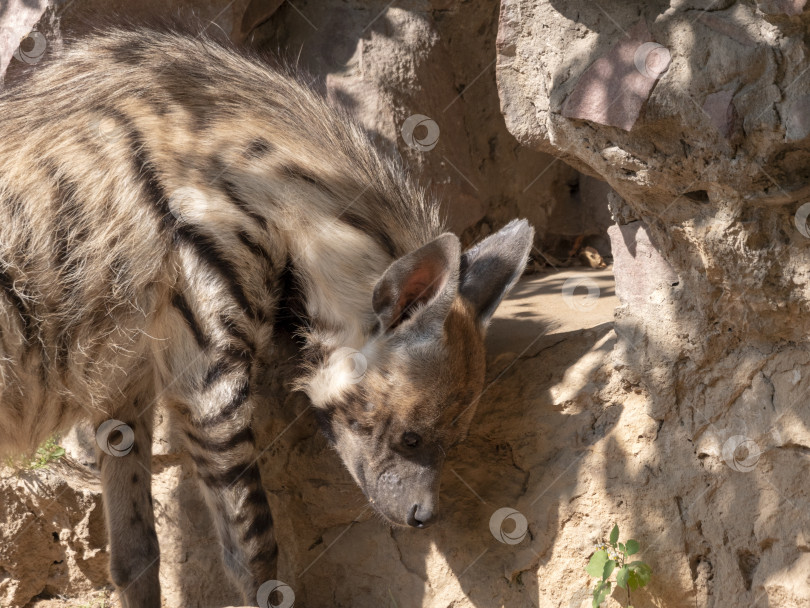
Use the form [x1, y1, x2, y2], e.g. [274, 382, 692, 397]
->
[0, 28, 533, 607]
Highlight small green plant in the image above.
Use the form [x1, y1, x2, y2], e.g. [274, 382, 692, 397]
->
[29, 436, 66, 469]
[586, 524, 652, 608]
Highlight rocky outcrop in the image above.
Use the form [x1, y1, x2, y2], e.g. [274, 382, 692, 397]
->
[0, 464, 109, 606]
[498, 1, 810, 606]
[243, 0, 584, 249]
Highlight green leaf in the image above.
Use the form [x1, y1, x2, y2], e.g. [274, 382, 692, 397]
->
[586, 550, 609, 578]
[635, 565, 652, 587]
[627, 562, 652, 589]
[594, 580, 611, 606]
[603, 559, 616, 579]
[618, 542, 625, 553]
[616, 565, 629, 590]
[52, 447, 66, 458]
[629, 561, 652, 575]
[609, 524, 619, 546]
[591, 581, 607, 608]
[626, 539, 640, 555]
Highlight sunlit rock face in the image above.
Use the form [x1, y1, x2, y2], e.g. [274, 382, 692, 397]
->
[498, 1, 810, 606]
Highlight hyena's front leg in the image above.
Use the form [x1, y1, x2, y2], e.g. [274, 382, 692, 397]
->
[96, 391, 160, 608]
[182, 360, 278, 605]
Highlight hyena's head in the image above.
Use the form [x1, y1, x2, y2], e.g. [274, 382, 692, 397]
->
[303, 220, 533, 528]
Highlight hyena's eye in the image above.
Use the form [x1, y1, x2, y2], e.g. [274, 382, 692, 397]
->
[402, 432, 421, 448]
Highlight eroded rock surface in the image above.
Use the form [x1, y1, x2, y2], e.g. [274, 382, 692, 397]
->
[498, 1, 810, 606]
[4, 0, 809, 607]
[0, 465, 109, 606]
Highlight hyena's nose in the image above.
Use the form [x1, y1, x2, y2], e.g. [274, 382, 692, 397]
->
[408, 503, 437, 528]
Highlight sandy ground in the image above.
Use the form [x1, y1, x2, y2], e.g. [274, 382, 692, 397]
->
[487, 267, 617, 355]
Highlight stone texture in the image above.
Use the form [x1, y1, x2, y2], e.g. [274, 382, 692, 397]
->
[758, 0, 808, 16]
[0, 463, 109, 607]
[786, 93, 810, 142]
[608, 222, 678, 309]
[546, 174, 615, 257]
[701, 90, 736, 139]
[496, 0, 810, 204]
[561, 20, 671, 131]
[498, 0, 810, 606]
[234, 0, 283, 44]
[245, 0, 607, 252]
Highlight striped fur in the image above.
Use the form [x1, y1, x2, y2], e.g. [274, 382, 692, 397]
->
[0, 28, 533, 606]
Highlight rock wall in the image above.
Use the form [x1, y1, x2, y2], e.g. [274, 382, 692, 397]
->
[244, 0, 590, 251]
[497, 0, 810, 606]
[0, 466, 109, 606]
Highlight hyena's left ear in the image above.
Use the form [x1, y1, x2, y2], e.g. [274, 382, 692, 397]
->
[373, 233, 461, 334]
[459, 219, 534, 329]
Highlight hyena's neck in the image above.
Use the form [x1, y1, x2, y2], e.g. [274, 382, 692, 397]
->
[283, 210, 390, 350]
[231, 153, 438, 355]
[148, 65, 443, 354]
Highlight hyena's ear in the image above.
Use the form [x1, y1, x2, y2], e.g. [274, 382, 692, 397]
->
[459, 219, 534, 329]
[373, 233, 461, 334]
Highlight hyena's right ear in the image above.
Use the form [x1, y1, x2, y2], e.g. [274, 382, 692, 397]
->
[372, 233, 461, 334]
[459, 219, 534, 330]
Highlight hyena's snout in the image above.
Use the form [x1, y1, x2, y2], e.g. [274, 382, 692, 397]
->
[407, 495, 438, 529]
[371, 461, 442, 528]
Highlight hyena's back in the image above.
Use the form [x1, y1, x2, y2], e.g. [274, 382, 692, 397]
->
[0, 29, 435, 456]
